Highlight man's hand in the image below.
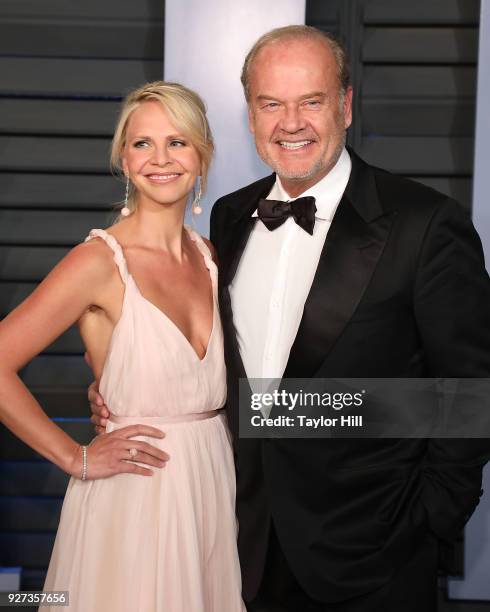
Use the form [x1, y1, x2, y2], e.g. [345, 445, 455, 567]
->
[88, 381, 110, 435]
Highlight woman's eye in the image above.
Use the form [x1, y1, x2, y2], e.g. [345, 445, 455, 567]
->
[170, 140, 186, 147]
[133, 140, 149, 148]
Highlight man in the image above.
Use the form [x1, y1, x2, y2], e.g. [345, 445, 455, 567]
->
[91, 26, 490, 611]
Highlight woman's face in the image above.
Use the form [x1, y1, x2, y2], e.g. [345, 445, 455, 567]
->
[121, 100, 201, 211]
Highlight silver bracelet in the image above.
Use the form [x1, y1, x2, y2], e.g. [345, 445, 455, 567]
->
[81, 445, 88, 481]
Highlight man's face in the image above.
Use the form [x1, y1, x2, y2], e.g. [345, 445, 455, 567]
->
[247, 38, 352, 197]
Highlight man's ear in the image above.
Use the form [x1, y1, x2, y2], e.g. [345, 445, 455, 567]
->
[343, 86, 353, 130]
[247, 105, 256, 135]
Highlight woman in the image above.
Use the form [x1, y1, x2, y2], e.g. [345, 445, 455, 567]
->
[0, 81, 244, 611]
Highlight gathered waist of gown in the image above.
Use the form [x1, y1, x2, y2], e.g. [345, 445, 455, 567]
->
[108, 409, 224, 426]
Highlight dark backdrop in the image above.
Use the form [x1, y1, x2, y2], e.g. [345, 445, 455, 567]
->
[0, 0, 164, 591]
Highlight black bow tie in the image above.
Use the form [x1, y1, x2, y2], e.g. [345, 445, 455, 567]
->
[257, 196, 317, 235]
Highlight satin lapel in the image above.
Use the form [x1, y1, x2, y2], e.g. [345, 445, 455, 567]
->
[284, 155, 395, 377]
[220, 175, 276, 288]
[218, 175, 276, 385]
[219, 220, 255, 384]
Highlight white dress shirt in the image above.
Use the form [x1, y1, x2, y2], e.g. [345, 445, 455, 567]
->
[229, 147, 352, 381]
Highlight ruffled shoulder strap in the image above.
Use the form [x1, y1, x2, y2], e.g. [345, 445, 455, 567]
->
[84, 228, 129, 284]
[185, 225, 216, 278]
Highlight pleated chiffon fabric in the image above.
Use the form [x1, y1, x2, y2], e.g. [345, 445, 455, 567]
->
[42, 228, 244, 612]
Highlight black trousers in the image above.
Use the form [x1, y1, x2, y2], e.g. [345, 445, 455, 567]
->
[246, 524, 438, 612]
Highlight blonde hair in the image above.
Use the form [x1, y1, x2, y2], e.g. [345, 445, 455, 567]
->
[111, 81, 214, 216]
[241, 25, 350, 103]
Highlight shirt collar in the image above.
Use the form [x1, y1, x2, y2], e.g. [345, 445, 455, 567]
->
[252, 147, 352, 221]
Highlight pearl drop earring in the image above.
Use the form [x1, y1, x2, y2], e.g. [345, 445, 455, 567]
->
[121, 176, 131, 217]
[192, 177, 202, 215]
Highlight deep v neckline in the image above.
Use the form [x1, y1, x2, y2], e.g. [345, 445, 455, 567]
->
[109, 226, 216, 364]
[134, 280, 216, 364]
[131, 226, 216, 363]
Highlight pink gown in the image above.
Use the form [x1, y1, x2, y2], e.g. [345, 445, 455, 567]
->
[42, 227, 245, 611]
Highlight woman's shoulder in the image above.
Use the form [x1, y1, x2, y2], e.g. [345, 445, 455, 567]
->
[201, 236, 217, 261]
[61, 230, 120, 282]
[185, 225, 218, 265]
[198, 236, 218, 266]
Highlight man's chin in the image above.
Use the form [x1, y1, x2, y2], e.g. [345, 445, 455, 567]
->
[271, 159, 333, 195]
[273, 164, 320, 182]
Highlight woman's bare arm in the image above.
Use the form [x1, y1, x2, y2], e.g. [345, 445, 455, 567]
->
[0, 241, 167, 478]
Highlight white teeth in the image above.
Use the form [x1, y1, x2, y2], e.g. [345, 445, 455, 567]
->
[147, 174, 179, 181]
[279, 140, 312, 150]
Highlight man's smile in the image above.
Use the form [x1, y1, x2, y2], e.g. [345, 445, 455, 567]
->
[277, 140, 314, 151]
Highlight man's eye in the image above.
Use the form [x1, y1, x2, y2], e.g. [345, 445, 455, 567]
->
[305, 100, 320, 107]
[263, 102, 279, 110]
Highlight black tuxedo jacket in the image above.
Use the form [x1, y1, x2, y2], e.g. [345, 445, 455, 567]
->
[210, 150, 490, 604]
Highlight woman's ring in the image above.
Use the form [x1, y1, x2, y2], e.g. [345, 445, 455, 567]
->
[129, 447, 138, 459]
